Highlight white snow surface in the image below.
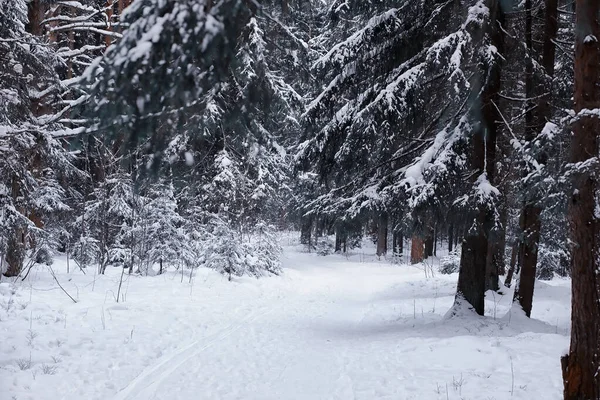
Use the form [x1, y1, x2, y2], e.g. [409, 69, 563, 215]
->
[2, 235, 569, 400]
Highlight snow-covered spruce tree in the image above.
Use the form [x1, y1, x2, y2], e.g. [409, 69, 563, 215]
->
[202, 215, 248, 280]
[252, 222, 282, 275]
[138, 181, 189, 275]
[299, 0, 509, 313]
[164, 7, 303, 228]
[83, 0, 256, 160]
[0, 0, 83, 276]
[82, 0, 305, 278]
[201, 215, 282, 279]
[74, 172, 137, 274]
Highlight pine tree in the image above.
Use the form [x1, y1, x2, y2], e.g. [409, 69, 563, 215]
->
[561, 0, 600, 397]
[142, 182, 187, 275]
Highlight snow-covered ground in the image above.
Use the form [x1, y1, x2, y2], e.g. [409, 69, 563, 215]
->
[1, 235, 570, 400]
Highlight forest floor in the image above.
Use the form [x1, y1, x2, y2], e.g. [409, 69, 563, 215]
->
[1, 235, 570, 400]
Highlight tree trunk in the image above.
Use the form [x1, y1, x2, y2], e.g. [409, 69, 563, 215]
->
[300, 216, 313, 247]
[105, 1, 114, 47]
[335, 226, 345, 253]
[485, 240, 500, 292]
[562, 1, 600, 398]
[448, 223, 454, 253]
[434, 226, 438, 256]
[315, 217, 324, 239]
[4, 230, 25, 277]
[453, 0, 503, 316]
[27, 0, 45, 36]
[410, 237, 425, 264]
[504, 243, 519, 288]
[424, 226, 434, 258]
[514, 0, 558, 317]
[376, 212, 388, 257]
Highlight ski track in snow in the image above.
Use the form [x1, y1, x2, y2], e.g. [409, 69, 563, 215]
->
[1, 237, 571, 400]
[114, 304, 279, 400]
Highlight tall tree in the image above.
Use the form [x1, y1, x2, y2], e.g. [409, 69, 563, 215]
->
[448, 0, 505, 316]
[513, 0, 558, 317]
[561, 0, 600, 397]
[0, 0, 82, 276]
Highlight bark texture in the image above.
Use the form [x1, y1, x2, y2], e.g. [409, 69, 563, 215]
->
[410, 237, 425, 264]
[562, 1, 600, 398]
[376, 212, 388, 256]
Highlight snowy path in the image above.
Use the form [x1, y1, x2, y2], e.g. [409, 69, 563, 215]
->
[113, 253, 384, 400]
[2, 242, 570, 400]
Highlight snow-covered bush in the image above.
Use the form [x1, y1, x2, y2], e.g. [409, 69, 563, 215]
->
[33, 243, 54, 266]
[72, 235, 101, 269]
[203, 217, 248, 280]
[537, 244, 569, 279]
[316, 237, 335, 256]
[252, 223, 282, 275]
[439, 251, 460, 275]
[202, 216, 282, 279]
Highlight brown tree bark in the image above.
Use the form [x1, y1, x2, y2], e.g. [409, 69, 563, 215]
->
[376, 212, 388, 256]
[453, 0, 503, 316]
[105, 1, 114, 47]
[27, 0, 45, 36]
[47, 4, 59, 43]
[4, 231, 25, 277]
[562, 1, 600, 398]
[410, 237, 424, 264]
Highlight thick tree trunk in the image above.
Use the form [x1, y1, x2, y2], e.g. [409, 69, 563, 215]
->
[424, 226, 434, 258]
[376, 212, 388, 257]
[4, 230, 25, 277]
[27, 0, 45, 36]
[410, 237, 425, 264]
[562, 1, 600, 398]
[453, 0, 503, 316]
[448, 223, 454, 253]
[514, 204, 541, 314]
